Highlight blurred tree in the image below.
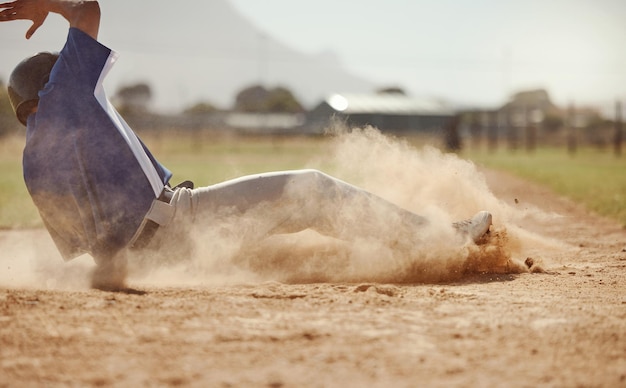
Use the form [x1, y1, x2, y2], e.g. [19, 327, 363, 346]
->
[234, 84, 303, 113]
[234, 85, 268, 112]
[266, 87, 304, 113]
[376, 86, 406, 95]
[183, 101, 217, 115]
[114, 82, 152, 114]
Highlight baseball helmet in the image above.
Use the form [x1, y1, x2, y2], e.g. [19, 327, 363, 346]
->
[7, 52, 59, 126]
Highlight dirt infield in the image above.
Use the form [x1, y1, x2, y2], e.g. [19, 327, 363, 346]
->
[1, 168, 625, 387]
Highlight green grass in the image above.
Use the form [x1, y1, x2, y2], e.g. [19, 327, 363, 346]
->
[148, 133, 332, 184]
[1, 132, 625, 228]
[465, 146, 626, 226]
[0, 136, 41, 228]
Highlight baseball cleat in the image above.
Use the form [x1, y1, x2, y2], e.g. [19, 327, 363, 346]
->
[452, 210, 492, 243]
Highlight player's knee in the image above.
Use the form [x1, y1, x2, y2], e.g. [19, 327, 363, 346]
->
[288, 169, 335, 194]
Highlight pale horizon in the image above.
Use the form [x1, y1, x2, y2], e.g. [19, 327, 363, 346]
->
[1, 0, 624, 116]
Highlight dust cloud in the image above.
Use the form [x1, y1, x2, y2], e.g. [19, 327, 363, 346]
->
[0, 229, 93, 290]
[0, 126, 568, 290]
[131, 126, 563, 288]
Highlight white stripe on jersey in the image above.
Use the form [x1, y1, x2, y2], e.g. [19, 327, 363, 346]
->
[93, 50, 164, 197]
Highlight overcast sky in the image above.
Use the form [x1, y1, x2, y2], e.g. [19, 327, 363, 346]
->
[1, 0, 625, 114]
[229, 0, 626, 113]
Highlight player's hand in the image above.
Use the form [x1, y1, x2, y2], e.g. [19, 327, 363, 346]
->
[0, 0, 49, 39]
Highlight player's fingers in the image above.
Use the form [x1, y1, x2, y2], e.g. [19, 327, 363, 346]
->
[0, 1, 18, 15]
[0, 11, 18, 22]
[0, 6, 15, 15]
[25, 15, 45, 39]
[0, 1, 18, 9]
[0, 3, 23, 20]
[1, 1, 44, 22]
[25, 23, 37, 38]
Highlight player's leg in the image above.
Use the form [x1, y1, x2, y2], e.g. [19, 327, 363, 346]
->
[171, 169, 429, 242]
[165, 169, 491, 247]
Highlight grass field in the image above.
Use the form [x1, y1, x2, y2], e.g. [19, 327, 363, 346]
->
[465, 146, 626, 227]
[1, 131, 625, 228]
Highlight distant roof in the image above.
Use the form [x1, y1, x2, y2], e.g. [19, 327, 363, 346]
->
[325, 93, 454, 115]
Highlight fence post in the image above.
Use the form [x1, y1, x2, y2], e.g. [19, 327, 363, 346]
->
[486, 111, 498, 153]
[470, 111, 482, 150]
[567, 102, 577, 156]
[506, 107, 519, 151]
[444, 114, 461, 152]
[615, 100, 623, 157]
[525, 105, 537, 153]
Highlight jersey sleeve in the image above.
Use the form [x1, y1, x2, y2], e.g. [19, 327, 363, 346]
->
[50, 27, 117, 93]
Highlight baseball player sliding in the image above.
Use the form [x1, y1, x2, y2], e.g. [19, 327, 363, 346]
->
[0, 0, 492, 291]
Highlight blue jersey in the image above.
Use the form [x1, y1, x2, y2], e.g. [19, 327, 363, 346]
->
[23, 28, 172, 262]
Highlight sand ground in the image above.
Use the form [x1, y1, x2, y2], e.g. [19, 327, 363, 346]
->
[1, 168, 625, 387]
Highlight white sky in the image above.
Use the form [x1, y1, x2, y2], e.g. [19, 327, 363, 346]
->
[1, 0, 625, 114]
[229, 0, 626, 113]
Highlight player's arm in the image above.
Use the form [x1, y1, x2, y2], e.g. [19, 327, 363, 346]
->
[0, 0, 100, 40]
